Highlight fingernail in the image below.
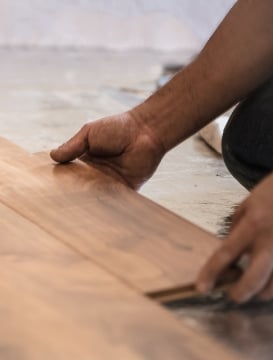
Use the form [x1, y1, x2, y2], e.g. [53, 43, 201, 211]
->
[51, 143, 65, 153]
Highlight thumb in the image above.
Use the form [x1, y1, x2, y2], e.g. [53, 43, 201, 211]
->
[50, 124, 89, 163]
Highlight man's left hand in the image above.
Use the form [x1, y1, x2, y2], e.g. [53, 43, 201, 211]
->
[197, 172, 273, 303]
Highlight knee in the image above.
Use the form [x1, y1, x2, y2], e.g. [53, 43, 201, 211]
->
[222, 114, 252, 189]
[222, 103, 268, 190]
[221, 105, 242, 175]
[222, 77, 273, 189]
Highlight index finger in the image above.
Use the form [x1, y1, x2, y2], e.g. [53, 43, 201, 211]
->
[50, 124, 89, 163]
[196, 216, 255, 293]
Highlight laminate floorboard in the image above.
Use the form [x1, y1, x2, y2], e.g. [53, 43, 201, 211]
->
[0, 137, 221, 293]
[0, 199, 241, 360]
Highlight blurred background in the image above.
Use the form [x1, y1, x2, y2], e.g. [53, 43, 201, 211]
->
[0, 0, 246, 234]
[0, 0, 234, 50]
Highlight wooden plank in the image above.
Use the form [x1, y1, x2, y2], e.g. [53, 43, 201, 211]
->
[0, 137, 221, 293]
[0, 202, 240, 360]
[147, 267, 242, 304]
[0, 137, 29, 158]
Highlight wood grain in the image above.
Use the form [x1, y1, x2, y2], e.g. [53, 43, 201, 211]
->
[0, 197, 241, 359]
[0, 137, 221, 293]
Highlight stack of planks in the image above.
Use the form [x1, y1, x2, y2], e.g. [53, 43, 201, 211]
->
[0, 137, 240, 359]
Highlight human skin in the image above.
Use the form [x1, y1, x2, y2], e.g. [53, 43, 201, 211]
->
[51, 0, 273, 303]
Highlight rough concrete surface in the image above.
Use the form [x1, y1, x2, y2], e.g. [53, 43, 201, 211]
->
[0, 47, 247, 234]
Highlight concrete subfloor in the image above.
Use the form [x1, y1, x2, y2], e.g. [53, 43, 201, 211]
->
[0, 47, 247, 234]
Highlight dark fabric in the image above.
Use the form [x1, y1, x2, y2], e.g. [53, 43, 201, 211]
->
[222, 77, 273, 190]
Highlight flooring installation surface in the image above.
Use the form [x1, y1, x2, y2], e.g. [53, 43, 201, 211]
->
[0, 137, 243, 360]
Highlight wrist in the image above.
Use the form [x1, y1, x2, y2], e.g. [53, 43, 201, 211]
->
[131, 64, 202, 152]
[129, 106, 167, 157]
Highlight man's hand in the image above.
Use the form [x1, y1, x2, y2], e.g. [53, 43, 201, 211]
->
[50, 111, 165, 190]
[197, 172, 273, 303]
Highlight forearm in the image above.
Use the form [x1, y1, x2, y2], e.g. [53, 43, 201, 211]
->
[133, 0, 273, 152]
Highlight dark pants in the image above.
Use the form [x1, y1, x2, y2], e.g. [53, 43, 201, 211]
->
[222, 77, 273, 190]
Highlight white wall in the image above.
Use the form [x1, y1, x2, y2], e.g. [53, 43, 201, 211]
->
[0, 0, 235, 50]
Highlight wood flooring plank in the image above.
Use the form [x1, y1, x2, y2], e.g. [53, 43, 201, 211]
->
[0, 137, 28, 158]
[0, 202, 240, 360]
[0, 139, 221, 293]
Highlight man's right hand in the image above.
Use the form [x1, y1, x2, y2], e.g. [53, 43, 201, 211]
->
[50, 111, 165, 190]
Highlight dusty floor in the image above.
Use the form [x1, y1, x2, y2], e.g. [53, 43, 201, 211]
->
[0, 47, 247, 234]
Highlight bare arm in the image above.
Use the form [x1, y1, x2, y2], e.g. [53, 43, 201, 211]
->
[134, 0, 273, 151]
